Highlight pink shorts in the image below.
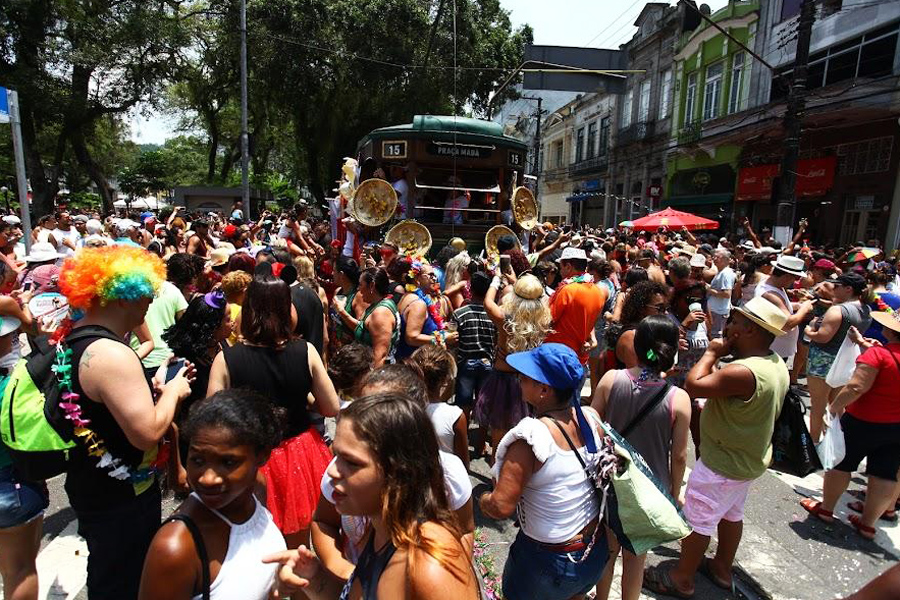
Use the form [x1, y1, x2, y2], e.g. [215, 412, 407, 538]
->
[683, 459, 753, 536]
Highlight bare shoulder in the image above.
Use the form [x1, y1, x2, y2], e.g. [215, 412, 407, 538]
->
[78, 337, 138, 371]
[407, 523, 474, 598]
[146, 519, 197, 569]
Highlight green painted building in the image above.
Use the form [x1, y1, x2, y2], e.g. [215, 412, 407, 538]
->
[665, 0, 760, 224]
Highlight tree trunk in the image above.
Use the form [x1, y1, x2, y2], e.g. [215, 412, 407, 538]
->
[70, 130, 114, 214]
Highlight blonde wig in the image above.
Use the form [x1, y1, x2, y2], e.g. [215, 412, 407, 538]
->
[501, 274, 552, 353]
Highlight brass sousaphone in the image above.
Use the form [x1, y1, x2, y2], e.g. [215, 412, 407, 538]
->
[511, 186, 538, 230]
[485, 225, 520, 258]
[352, 178, 398, 227]
[385, 220, 432, 258]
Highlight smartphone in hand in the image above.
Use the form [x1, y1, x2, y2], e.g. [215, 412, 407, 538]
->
[165, 358, 186, 383]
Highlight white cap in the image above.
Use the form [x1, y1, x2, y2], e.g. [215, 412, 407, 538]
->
[0, 315, 21, 337]
[557, 247, 588, 262]
[2, 215, 21, 225]
[24, 242, 63, 263]
[689, 254, 707, 268]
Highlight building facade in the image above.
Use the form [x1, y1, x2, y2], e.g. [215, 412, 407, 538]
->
[667, 0, 764, 229]
[610, 3, 682, 226]
[736, 0, 900, 247]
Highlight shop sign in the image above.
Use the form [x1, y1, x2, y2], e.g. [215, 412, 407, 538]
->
[583, 179, 602, 192]
[736, 164, 779, 202]
[647, 185, 662, 199]
[427, 142, 493, 159]
[854, 195, 874, 210]
[795, 156, 837, 197]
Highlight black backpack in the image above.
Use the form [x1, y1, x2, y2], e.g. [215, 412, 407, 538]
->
[0, 326, 122, 481]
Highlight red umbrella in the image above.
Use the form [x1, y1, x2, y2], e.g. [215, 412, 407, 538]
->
[630, 207, 719, 231]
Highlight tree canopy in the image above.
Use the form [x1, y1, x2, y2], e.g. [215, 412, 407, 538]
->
[1, 0, 531, 214]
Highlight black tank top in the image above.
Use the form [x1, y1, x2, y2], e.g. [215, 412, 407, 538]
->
[222, 340, 312, 439]
[340, 533, 398, 600]
[66, 325, 158, 512]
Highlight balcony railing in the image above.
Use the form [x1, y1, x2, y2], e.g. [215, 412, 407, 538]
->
[677, 121, 702, 144]
[568, 154, 609, 177]
[542, 166, 568, 182]
[617, 121, 656, 146]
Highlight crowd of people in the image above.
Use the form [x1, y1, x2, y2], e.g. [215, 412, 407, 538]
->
[0, 199, 897, 600]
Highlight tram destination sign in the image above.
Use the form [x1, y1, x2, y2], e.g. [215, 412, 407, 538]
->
[427, 142, 493, 159]
[381, 140, 408, 160]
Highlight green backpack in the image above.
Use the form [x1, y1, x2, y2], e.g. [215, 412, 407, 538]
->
[0, 326, 121, 481]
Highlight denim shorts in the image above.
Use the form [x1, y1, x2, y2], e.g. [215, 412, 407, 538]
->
[455, 358, 492, 408]
[0, 466, 49, 529]
[502, 530, 609, 600]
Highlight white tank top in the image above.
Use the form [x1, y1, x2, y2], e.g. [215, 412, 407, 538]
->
[190, 493, 287, 600]
[492, 416, 603, 544]
[755, 282, 798, 359]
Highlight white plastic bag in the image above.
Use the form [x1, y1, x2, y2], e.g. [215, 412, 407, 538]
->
[825, 335, 860, 388]
[818, 411, 846, 470]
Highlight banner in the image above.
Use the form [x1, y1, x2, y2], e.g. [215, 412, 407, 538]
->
[0, 87, 9, 124]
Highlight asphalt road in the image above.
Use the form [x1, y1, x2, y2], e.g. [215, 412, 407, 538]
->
[16, 387, 900, 600]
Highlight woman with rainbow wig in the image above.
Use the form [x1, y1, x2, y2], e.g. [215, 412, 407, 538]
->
[57, 246, 195, 600]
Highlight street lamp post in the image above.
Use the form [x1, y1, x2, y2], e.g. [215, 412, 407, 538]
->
[0, 186, 7, 215]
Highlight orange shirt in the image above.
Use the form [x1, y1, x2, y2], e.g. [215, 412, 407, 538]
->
[546, 282, 606, 364]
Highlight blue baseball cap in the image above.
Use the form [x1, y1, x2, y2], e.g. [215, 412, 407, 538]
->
[506, 343, 584, 391]
[508, 343, 597, 453]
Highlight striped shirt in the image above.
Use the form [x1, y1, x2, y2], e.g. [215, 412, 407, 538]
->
[452, 303, 497, 362]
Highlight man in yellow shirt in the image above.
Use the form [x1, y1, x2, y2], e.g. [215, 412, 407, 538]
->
[644, 297, 789, 598]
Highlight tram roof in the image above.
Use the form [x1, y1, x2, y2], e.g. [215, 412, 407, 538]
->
[361, 115, 528, 151]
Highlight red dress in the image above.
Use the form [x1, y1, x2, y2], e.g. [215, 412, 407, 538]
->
[223, 340, 331, 534]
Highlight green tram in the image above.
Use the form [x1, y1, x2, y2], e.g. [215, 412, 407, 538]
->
[356, 115, 529, 251]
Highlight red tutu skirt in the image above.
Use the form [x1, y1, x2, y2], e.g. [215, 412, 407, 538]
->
[260, 428, 332, 535]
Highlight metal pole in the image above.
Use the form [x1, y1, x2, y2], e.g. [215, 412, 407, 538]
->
[7, 90, 32, 252]
[239, 0, 250, 220]
[533, 97, 542, 195]
[774, 0, 815, 245]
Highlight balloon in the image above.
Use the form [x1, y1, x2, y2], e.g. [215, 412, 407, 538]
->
[449, 237, 466, 252]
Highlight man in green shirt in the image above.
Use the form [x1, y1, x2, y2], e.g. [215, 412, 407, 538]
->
[644, 296, 789, 598]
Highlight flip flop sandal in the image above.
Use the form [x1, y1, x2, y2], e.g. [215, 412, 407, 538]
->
[848, 514, 877, 540]
[847, 500, 898, 522]
[642, 565, 694, 599]
[698, 557, 733, 591]
[800, 497, 834, 523]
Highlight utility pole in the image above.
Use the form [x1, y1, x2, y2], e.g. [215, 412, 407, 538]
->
[239, 0, 250, 220]
[7, 90, 32, 251]
[774, 0, 816, 245]
[531, 97, 543, 200]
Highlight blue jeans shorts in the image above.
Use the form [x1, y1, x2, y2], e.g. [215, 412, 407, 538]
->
[0, 466, 49, 529]
[455, 358, 492, 408]
[502, 530, 609, 600]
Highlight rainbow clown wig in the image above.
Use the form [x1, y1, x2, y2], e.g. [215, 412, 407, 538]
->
[59, 246, 166, 309]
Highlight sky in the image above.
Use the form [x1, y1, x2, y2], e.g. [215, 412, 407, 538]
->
[130, 0, 730, 144]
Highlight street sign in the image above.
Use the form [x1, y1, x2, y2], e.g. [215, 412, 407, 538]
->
[0, 87, 9, 124]
[523, 46, 628, 94]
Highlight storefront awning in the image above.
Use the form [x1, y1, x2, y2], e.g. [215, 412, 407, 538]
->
[735, 157, 837, 202]
[736, 165, 779, 202]
[567, 192, 603, 202]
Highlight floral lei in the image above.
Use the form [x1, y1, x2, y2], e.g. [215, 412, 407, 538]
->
[557, 273, 594, 288]
[873, 290, 896, 314]
[51, 319, 166, 483]
[405, 259, 445, 331]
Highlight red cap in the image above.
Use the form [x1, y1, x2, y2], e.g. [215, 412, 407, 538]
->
[222, 225, 238, 239]
[813, 258, 835, 271]
[271, 262, 285, 277]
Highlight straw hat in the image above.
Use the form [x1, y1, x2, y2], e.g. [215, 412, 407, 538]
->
[773, 254, 806, 277]
[870, 311, 900, 335]
[734, 296, 787, 337]
[209, 247, 233, 268]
